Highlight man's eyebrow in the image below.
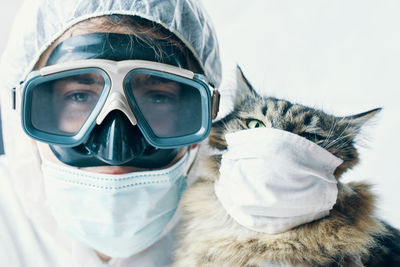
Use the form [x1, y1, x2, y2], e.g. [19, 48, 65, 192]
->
[132, 75, 172, 85]
[60, 74, 104, 85]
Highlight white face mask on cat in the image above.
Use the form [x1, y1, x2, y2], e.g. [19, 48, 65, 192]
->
[214, 127, 343, 234]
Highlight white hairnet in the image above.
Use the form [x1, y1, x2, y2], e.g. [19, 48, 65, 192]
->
[0, 0, 221, 225]
[1, 0, 221, 88]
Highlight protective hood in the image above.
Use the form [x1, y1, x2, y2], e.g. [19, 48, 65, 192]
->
[0, 0, 221, 235]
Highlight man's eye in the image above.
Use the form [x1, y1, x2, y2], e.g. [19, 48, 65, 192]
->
[151, 94, 173, 104]
[65, 91, 96, 103]
[144, 92, 178, 105]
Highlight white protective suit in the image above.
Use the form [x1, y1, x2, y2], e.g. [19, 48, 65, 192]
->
[0, 0, 221, 266]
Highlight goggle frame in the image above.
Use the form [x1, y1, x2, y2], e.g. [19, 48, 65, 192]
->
[16, 59, 218, 148]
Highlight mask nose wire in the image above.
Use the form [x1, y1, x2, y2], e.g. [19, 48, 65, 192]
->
[96, 90, 138, 126]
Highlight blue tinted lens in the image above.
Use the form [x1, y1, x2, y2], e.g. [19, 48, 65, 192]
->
[22, 68, 109, 145]
[124, 70, 211, 147]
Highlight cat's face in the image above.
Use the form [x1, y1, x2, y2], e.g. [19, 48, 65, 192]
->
[210, 67, 380, 178]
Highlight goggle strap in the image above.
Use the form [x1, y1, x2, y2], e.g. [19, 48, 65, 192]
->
[12, 87, 16, 110]
[12, 81, 23, 111]
[211, 89, 220, 120]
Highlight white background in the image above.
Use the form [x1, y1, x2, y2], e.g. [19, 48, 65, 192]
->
[1, 0, 399, 228]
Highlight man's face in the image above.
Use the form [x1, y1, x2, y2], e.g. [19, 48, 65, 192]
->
[35, 23, 189, 174]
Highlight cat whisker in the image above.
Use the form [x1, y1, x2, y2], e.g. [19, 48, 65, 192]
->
[323, 121, 353, 149]
[321, 120, 338, 148]
[324, 132, 353, 149]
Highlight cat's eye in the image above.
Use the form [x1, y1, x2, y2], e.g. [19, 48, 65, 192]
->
[247, 119, 265, 129]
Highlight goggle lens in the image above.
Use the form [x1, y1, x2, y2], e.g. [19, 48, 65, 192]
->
[28, 71, 106, 136]
[127, 72, 203, 138]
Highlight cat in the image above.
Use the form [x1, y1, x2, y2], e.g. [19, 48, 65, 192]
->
[172, 67, 400, 267]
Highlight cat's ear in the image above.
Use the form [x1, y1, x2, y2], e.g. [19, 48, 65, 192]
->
[342, 108, 382, 129]
[235, 65, 259, 103]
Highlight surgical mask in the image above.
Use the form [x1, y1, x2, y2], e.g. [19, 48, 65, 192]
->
[14, 33, 220, 168]
[41, 152, 190, 258]
[214, 127, 343, 234]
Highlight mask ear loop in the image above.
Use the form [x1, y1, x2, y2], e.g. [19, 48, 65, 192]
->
[184, 144, 200, 186]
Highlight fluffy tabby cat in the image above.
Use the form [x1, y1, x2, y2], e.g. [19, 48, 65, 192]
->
[173, 67, 400, 267]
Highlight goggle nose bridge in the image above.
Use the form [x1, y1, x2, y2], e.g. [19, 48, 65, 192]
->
[96, 91, 138, 126]
[96, 68, 137, 126]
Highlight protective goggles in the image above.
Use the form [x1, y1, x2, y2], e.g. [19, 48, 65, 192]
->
[15, 59, 220, 149]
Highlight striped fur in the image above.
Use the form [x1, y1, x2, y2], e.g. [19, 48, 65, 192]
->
[172, 67, 400, 266]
